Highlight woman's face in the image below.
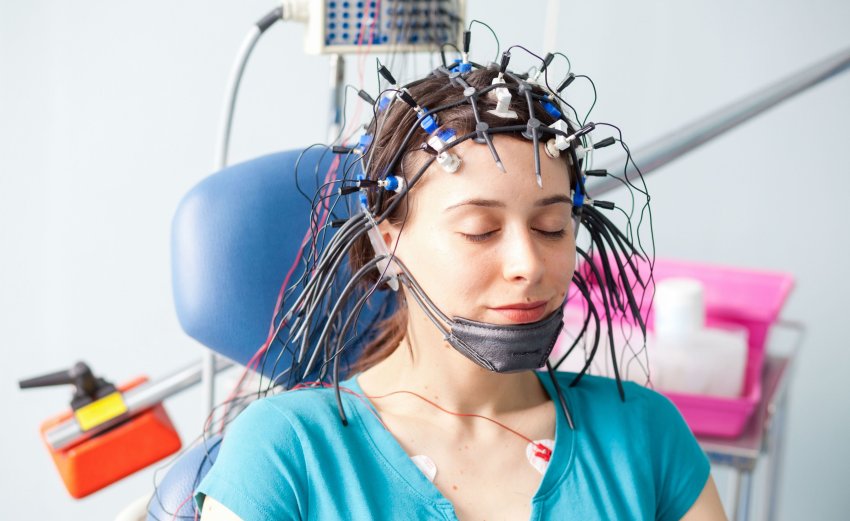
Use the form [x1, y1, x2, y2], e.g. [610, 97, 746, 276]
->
[385, 136, 576, 325]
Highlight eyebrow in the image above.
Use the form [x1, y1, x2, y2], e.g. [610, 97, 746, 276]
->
[444, 194, 572, 212]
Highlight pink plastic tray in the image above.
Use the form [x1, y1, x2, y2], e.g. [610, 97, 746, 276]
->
[561, 257, 794, 438]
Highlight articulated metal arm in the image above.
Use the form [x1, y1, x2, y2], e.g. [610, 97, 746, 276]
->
[590, 46, 850, 195]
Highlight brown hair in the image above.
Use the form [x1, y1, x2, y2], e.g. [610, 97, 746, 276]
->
[349, 66, 576, 373]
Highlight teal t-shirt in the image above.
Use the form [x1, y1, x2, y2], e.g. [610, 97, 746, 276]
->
[195, 370, 710, 520]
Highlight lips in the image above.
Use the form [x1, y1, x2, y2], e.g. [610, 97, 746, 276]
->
[489, 300, 549, 323]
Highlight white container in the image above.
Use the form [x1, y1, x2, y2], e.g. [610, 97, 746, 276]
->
[553, 306, 661, 386]
[553, 277, 748, 398]
[651, 278, 748, 398]
[650, 327, 748, 397]
[653, 278, 705, 337]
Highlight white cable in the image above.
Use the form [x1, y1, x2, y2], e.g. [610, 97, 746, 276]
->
[280, 0, 309, 23]
[205, 7, 282, 416]
[214, 25, 263, 170]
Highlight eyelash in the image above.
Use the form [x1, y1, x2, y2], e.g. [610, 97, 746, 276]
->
[461, 229, 567, 243]
[461, 231, 496, 243]
[539, 229, 568, 239]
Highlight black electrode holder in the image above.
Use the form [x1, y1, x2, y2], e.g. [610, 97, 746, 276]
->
[19, 362, 118, 410]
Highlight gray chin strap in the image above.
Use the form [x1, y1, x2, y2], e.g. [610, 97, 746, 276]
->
[449, 308, 564, 373]
[390, 259, 575, 430]
[393, 261, 564, 374]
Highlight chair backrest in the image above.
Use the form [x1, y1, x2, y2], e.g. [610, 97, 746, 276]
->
[145, 435, 222, 520]
[148, 149, 392, 519]
[171, 148, 390, 375]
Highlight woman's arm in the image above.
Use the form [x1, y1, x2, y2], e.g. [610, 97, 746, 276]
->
[201, 496, 246, 521]
[681, 476, 728, 521]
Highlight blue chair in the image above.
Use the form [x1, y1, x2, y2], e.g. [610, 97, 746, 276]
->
[145, 148, 392, 520]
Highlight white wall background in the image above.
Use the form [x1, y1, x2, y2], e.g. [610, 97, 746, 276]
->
[1, 0, 848, 519]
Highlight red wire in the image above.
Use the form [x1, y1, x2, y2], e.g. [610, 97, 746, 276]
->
[289, 383, 552, 461]
[224, 2, 378, 409]
[354, 0, 378, 110]
[193, 4, 411, 514]
[171, 492, 194, 521]
[217, 154, 343, 433]
[200, 379, 553, 518]
[365, 390, 537, 444]
[365, 390, 553, 462]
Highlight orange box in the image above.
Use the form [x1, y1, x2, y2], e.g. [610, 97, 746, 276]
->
[40, 377, 182, 499]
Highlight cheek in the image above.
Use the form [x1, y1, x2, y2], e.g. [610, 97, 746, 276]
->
[546, 244, 576, 295]
[396, 222, 494, 312]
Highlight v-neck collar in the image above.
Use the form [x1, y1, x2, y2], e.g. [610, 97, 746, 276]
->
[340, 371, 576, 520]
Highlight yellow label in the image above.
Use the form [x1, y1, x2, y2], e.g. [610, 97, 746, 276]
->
[74, 392, 128, 431]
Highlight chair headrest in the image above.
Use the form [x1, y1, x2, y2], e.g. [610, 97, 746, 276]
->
[171, 148, 392, 378]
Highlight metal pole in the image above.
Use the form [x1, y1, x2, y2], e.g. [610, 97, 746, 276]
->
[543, 0, 560, 53]
[45, 358, 233, 450]
[202, 349, 217, 423]
[764, 401, 787, 521]
[734, 470, 754, 521]
[329, 53, 346, 143]
[590, 47, 850, 196]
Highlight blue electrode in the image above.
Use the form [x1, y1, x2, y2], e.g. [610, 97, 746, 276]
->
[572, 179, 586, 208]
[419, 110, 439, 134]
[540, 99, 562, 119]
[436, 128, 456, 143]
[356, 134, 373, 154]
[356, 174, 369, 209]
[381, 175, 402, 192]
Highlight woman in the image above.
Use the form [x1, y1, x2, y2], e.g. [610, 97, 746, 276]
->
[195, 59, 727, 520]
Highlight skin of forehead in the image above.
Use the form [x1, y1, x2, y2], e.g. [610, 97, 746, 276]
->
[397, 135, 572, 228]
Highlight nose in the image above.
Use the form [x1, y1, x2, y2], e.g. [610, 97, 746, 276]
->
[500, 227, 546, 285]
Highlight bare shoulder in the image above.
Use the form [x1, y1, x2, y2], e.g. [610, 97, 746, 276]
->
[201, 496, 245, 521]
[681, 476, 728, 521]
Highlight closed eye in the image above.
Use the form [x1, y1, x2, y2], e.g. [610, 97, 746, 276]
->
[460, 230, 498, 243]
[535, 229, 567, 239]
[460, 228, 567, 243]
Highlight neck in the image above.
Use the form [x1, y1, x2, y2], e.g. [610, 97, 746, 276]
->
[356, 305, 550, 419]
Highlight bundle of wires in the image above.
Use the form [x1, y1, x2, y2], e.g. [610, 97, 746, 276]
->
[229, 46, 657, 430]
[151, 24, 657, 521]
